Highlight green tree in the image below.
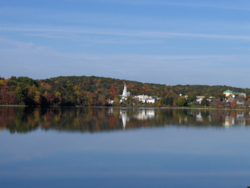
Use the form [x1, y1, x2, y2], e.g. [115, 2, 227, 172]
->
[177, 97, 187, 107]
[201, 98, 209, 106]
[156, 98, 164, 107]
[6, 80, 17, 86]
[10, 85, 15, 91]
[17, 76, 39, 87]
[187, 95, 196, 103]
[214, 93, 226, 101]
[113, 96, 120, 106]
[15, 83, 28, 104]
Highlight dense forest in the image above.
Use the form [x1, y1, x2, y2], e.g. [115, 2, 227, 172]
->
[0, 75, 250, 106]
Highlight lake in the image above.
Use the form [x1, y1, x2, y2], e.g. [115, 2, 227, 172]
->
[0, 107, 250, 188]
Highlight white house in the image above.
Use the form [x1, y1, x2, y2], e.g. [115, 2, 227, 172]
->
[134, 94, 156, 104]
[107, 99, 114, 104]
[195, 96, 213, 104]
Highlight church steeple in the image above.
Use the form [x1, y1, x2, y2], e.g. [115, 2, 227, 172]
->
[123, 84, 127, 95]
[122, 83, 130, 98]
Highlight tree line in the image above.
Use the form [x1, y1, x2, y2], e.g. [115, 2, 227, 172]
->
[0, 75, 250, 106]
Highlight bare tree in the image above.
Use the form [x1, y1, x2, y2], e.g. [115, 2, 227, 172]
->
[212, 99, 221, 107]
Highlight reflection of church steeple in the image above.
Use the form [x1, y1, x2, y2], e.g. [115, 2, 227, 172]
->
[120, 110, 130, 129]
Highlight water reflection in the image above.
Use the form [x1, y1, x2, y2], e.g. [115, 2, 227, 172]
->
[119, 109, 129, 129]
[133, 109, 156, 120]
[0, 107, 250, 134]
[118, 109, 156, 129]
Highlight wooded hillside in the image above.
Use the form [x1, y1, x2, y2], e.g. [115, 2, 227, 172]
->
[0, 75, 249, 106]
[42, 75, 250, 96]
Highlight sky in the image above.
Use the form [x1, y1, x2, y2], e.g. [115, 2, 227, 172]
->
[0, 0, 250, 88]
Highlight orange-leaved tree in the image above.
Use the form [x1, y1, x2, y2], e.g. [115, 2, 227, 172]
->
[109, 86, 119, 99]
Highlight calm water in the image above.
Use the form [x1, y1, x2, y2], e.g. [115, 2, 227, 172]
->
[0, 107, 250, 188]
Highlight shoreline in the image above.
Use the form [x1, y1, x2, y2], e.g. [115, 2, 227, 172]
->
[107, 106, 250, 111]
[0, 104, 249, 111]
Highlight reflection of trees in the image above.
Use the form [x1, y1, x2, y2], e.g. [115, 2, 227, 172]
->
[0, 107, 250, 134]
[0, 107, 39, 133]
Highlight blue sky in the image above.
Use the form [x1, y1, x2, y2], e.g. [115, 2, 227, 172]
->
[0, 0, 250, 87]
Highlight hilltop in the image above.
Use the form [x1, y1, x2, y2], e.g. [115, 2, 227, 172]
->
[40, 75, 250, 96]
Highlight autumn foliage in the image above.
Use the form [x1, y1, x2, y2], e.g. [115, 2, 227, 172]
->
[41, 82, 52, 89]
[0, 75, 250, 107]
[108, 86, 119, 99]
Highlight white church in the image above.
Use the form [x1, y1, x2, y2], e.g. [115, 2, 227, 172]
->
[108, 84, 158, 104]
[120, 84, 130, 100]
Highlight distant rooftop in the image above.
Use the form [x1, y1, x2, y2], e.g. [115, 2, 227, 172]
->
[223, 90, 246, 95]
[223, 90, 233, 93]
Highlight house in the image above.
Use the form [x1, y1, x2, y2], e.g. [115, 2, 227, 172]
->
[227, 96, 247, 107]
[107, 99, 114, 104]
[206, 96, 214, 102]
[195, 96, 205, 104]
[223, 90, 246, 98]
[196, 96, 205, 99]
[196, 98, 203, 104]
[223, 90, 233, 97]
[134, 94, 156, 104]
[194, 96, 214, 104]
[235, 97, 247, 107]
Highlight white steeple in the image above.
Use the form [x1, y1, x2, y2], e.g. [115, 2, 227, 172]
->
[122, 84, 130, 97]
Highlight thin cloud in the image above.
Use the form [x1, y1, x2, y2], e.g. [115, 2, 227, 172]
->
[23, 33, 64, 38]
[1, 39, 249, 87]
[1, 26, 250, 41]
[1, 7, 250, 31]
[94, 0, 250, 11]
[2, 37, 245, 60]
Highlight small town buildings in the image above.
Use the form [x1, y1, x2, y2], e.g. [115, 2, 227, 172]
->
[194, 96, 213, 104]
[227, 96, 247, 107]
[196, 96, 205, 99]
[108, 84, 159, 104]
[180, 94, 189, 99]
[196, 98, 203, 104]
[107, 99, 114, 104]
[223, 90, 246, 98]
[134, 94, 157, 104]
